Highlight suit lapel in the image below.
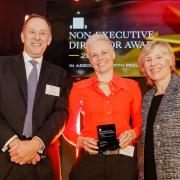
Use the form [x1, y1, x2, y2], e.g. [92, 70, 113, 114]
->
[34, 60, 52, 107]
[12, 54, 27, 104]
[142, 88, 155, 138]
[155, 75, 178, 123]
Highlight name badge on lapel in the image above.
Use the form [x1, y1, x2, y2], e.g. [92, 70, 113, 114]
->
[45, 84, 60, 97]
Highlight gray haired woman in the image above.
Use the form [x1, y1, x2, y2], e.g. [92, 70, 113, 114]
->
[138, 40, 180, 180]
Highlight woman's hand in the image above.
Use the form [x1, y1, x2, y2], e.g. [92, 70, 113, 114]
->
[77, 136, 99, 154]
[119, 129, 136, 148]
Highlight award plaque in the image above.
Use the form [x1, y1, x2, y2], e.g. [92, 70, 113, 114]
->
[97, 124, 119, 154]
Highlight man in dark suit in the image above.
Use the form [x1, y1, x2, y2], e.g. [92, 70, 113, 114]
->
[0, 14, 69, 179]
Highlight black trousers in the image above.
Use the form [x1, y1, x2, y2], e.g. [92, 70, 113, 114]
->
[4, 164, 39, 180]
[4, 161, 55, 180]
[69, 151, 138, 180]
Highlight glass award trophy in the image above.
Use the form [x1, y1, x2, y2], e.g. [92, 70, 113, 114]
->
[97, 124, 119, 155]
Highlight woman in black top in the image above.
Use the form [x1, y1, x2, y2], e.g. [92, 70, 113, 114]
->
[137, 40, 180, 180]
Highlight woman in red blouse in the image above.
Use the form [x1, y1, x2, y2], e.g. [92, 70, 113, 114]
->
[63, 34, 142, 180]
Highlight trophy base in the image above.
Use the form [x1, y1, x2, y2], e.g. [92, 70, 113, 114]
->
[99, 148, 120, 155]
[98, 139, 119, 155]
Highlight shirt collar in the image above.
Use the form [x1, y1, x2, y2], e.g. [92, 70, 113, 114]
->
[79, 73, 129, 91]
[23, 51, 43, 66]
[110, 74, 129, 91]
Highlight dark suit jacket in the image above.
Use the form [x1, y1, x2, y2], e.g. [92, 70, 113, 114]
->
[0, 54, 69, 179]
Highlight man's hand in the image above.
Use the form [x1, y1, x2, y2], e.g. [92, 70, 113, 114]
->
[8, 137, 21, 149]
[77, 136, 99, 154]
[9, 138, 42, 165]
[26, 154, 41, 165]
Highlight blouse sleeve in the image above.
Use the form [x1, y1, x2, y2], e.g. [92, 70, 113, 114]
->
[63, 84, 81, 146]
[130, 81, 142, 142]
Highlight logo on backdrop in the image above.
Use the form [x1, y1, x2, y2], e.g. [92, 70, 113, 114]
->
[70, 17, 87, 30]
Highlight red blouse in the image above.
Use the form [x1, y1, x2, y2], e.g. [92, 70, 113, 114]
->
[63, 74, 142, 145]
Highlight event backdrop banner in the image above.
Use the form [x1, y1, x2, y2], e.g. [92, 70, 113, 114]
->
[47, 0, 180, 77]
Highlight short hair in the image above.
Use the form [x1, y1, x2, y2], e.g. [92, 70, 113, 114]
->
[85, 33, 113, 53]
[22, 13, 51, 33]
[138, 40, 176, 74]
[138, 40, 177, 86]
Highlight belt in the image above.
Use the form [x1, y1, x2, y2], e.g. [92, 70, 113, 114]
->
[82, 148, 120, 156]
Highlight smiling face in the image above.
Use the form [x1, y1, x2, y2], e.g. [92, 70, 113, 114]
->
[86, 39, 115, 75]
[21, 17, 52, 58]
[143, 47, 172, 83]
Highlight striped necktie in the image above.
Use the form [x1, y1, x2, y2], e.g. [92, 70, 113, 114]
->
[23, 60, 38, 138]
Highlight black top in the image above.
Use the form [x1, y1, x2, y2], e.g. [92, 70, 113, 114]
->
[144, 94, 164, 180]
